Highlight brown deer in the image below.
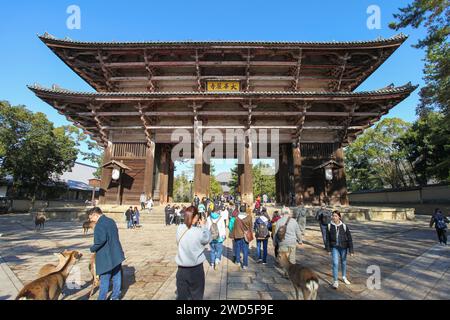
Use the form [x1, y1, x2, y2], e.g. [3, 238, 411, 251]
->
[15, 250, 83, 300]
[37, 251, 71, 278]
[88, 253, 124, 298]
[35, 213, 46, 231]
[88, 253, 99, 297]
[278, 252, 319, 300]
[82, 220, 96, 234]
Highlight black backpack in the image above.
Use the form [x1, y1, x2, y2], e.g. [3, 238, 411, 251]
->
[256, 220, 269, 239]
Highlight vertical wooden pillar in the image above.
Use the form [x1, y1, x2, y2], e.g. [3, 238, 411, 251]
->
[279, 144, 289, 205]
[292, 144, 303, 205]
[193, 121, 206, 200]
[159, 145, 169, 205]
[168, 146, 174, 203]
[237, 163, 244, 196]
[335, 146, 349, 205]
[99, 142, 112, 205]
[202, 159, 210, 198]
[143, 140, 155, 200]
[242, 130, 254, 205]
[275, 157, 281, 204]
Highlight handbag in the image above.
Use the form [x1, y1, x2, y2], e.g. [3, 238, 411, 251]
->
[237, 216, 254, 243]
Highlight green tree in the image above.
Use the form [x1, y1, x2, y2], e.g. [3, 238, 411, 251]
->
[210, 163, 222, 196]
[174, 172, 191, 202]
[345, 118, 414, 191]
[396, 111, 450, 183]
[390, 1, 450, 183]
[0, 101, 78, 207]
[228, 162, 276, 197]
[390, 0, 449, 115]
[63, 126, 103, 178]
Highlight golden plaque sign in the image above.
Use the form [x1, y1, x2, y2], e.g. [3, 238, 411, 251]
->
[206, 81, 240, 92]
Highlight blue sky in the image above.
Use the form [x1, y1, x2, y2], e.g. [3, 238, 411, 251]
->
[0, 1, 427, 176]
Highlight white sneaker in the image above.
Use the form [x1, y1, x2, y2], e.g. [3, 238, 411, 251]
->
[343, 277, 351, 285]
[210, 265, 214, 270]
[215, 259, 221, 266]
[332, 281, 339, 289]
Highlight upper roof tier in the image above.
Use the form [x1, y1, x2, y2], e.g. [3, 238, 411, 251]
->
[39, 33, 408, 93]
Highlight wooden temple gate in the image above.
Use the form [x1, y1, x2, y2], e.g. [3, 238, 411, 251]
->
[30, 33, 416, 206]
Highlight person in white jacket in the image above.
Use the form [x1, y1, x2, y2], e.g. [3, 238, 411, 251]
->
[206, 210, 227, 270]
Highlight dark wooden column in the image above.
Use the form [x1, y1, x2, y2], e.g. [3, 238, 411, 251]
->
[242, 130, 254, 205]
[168, 145, 174, 203]
[143, 140, 155, 200]
[99, 142, 112, 205]
[279, 144, 289, 205]
[237, 163, 244, 196]
[193, 121, 206, 199]
[159, 144, 169, 205]
[292, 144, 303, 205]
[275, 157, 281, 204]
[202, 159, 210, 198]
[335, 146, 349, 205]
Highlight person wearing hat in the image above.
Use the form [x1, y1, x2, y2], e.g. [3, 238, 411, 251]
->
[325, 210, 354, 289]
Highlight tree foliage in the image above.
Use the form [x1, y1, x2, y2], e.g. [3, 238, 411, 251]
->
[345, 118, 415, 191]
[228, 162, 276, 197]
[173, 172, 191, 202]
[0, 101, 78, 201]
[390, 0, 449, 115]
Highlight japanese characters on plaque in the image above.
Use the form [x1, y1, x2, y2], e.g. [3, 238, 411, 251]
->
[206, 81, 240, 92]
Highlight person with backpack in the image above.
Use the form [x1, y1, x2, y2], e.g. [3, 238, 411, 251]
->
[293, 206, 307, 239]
[430, 208, 449, 246]
[175, 206, 211, 300]
[228, 207, 239, 263]
[230, 207, 253, 270]
[206, 209, 226, 270]
[198, 201, 206, 220]
[193, 194, 200, 208]
[274, 207, 303, 264]
[325, 210, 354, 289]
[315, 206, 331, 249]
[271, 210, 282, 258]
[254, 211, 272, 264]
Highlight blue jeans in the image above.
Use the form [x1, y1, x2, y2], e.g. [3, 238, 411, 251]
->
[320, 224, 327, 248]
[256, 239, 268, 263]
[210, 241, 223, 264]
[331, 247, 348, 282]
[234, 239, 249, 267]
[98, 264, 122, 300]
[127, 220, 133, 229]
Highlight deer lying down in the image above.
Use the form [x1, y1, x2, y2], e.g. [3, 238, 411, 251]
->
[278, 252, 319, 300]
[37, 251, 71, 278]
[16, 250, 83, 300]
[83, 221, 96, 234]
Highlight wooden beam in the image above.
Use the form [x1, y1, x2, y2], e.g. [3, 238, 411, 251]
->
[143, 49, 156, 92]
[293, 49, 303, 91]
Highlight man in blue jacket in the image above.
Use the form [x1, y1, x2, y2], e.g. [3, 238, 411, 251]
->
[89, 207, 125, 300]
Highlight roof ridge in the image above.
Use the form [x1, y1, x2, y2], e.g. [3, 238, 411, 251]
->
[38, 33, 408, 46]
[27, 83, 418, 96]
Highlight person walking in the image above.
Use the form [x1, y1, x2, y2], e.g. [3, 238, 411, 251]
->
[193, 195, 200, 208]
[133, 206, 140, 227]
[430, 208, 449, 246]
[271, 210, 282, 259]
[230, 207, 253, 270]
[140, 192, 147, 211]
[254, 210, 272, 264]
[228, 206, 239, 263]
[198, 200, 206, 220]
[88, 207, 125, 300]
[220, 205, 229, 228]
[274, 207, 303, 264]
[146, 197, 154, 214]
[315, 206, 331, 249]
[325, 210, 354, 289]
[165, 204, 172, 226]
[125, 206, 133, 229]
[175, 206, 211, 300]
[206, 209, 226, 270]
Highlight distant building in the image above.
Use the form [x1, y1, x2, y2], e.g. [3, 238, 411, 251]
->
[216, 172, 232, 195]
[0, 162, 99, 201]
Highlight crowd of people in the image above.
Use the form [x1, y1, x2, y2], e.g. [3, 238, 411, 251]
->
[174, 193, 358, 299]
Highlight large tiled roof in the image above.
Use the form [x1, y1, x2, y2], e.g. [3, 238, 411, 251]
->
[39, 33, 408, 48]
[28, 82, 417, 98]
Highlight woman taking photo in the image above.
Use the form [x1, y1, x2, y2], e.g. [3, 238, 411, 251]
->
[325, 210, 354, 289]
[175, 206, 211, 300]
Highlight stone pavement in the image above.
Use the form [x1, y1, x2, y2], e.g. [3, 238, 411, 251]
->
[0, 213, 448, 300]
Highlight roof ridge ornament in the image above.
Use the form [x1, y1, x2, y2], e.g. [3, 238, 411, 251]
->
[42, 32, 56, 39]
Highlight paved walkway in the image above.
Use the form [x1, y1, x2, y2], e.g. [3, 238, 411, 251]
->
[0, 213, 448, 300]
